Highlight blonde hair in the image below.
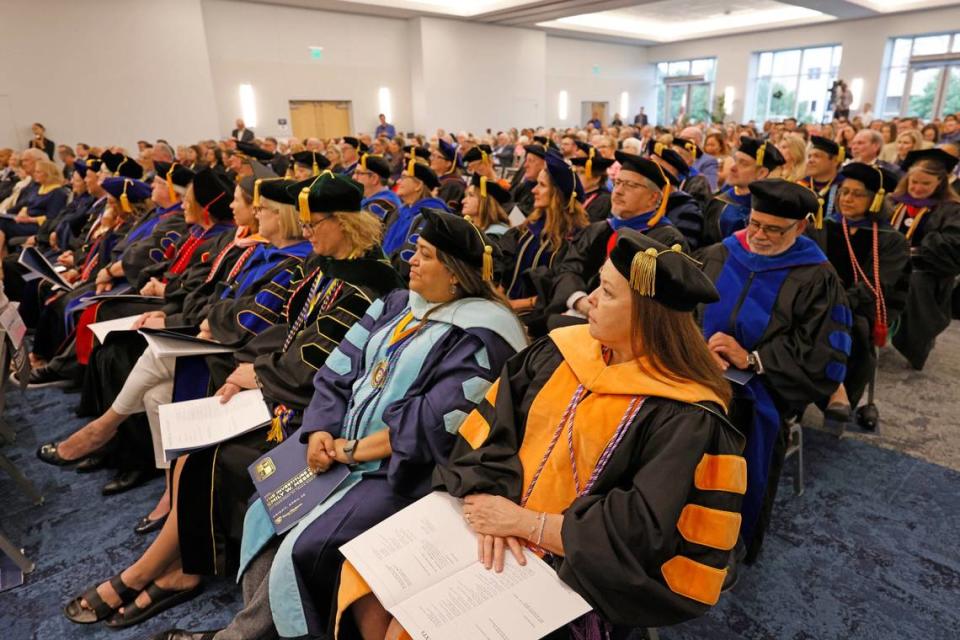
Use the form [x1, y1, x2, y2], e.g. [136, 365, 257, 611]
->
[896, 130, 924, 157]
[259, 197, 302, 240]
[475, 192, 510, 232]
[772, 135, 807, 182]
[332, 210, 383, 256]
[34, 159, 63, 185]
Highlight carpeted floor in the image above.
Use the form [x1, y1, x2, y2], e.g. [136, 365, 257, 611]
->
[1, 325, 959, 640]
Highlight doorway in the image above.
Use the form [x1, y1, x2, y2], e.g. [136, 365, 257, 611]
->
[901, 61, 960, 120]
[289, 101, 352, 140]
[580, 101, 608, 126]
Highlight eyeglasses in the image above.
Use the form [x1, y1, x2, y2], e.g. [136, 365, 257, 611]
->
[612, 178, 651, 191]
[837, 187, 870, 199]
[300, 215, 331, 232]
[747, 219, 799, 237]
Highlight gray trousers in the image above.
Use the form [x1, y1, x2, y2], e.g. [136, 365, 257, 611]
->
[213, 543, 280, 640]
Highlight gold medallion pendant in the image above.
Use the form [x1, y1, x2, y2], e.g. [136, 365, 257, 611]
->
[370, 360, 389, 388]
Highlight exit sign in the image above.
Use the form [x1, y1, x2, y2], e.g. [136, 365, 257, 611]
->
[309, 46, 323, 61]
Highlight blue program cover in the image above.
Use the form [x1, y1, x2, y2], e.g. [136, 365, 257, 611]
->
[248, 430, 351, 534]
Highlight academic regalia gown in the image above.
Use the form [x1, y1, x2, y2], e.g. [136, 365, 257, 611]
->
[238, 289, 526, 639]
[807, 217, 910, 405]
[360, 189, 401, 225]
[511, 179, 536, 215]
[889, 199, 960, 369]
[437, 172, 466, 213]
[701, 187, 752, 248]
[699, 231, 851, 561]
[116, 204, 187, 282]
[665, 189, 705, 250]
[336, 325, 746, 637]
[177, 250, 404, 579]
[547, 213, 688, 317]
[581, 187, 612, 223]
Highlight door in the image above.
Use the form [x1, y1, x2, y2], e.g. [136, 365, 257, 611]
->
[664, 82, 712, 125]
[288, 101, 353, 140]
[903, 66, 944, 120]
[580, 101, 608, 126]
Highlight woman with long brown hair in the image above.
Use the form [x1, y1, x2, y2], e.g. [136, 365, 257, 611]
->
[340, 229, 744, 640]
[889, 148, 960, 370]
[461, 173, 511, 238]
[497, 151, 588, 319]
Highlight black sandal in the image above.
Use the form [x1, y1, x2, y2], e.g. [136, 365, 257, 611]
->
[105, 581, 204, 629]
[63, 573, 139, 624]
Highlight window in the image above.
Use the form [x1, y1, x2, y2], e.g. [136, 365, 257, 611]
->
[654, 58, 716, 126]
[749, 45, 842, 123]
[879, 32, 960, 119]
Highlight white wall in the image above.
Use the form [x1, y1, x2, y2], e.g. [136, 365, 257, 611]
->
[644, 5, 960, 124]
[412, 18, 547, 134]
[0, 0, 219, 152]
[201, 0, 413, 139]
[544, 36, 653, 129]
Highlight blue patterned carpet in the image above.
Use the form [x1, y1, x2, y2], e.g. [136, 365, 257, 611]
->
[1, 383, 959, 640]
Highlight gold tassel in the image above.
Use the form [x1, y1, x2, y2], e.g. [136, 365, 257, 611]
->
[870, 189, 885, 214]
[360, 154, 367, 171]
[654, 142, 664, 156]
[253, 179, 264, 207]
[686, 142, 699, 159]
[629, 248, 659, 296]
[407, 157, 416, 176]
[166, 163, 178, 202]
[586, 147, 595, 181]
[482, 245, 493, 282]
[298, 187, 311, 223]
[312, 156, 320, 176]
[815, 197, 824, 230]
[756, 142, 766, 168]
[120, 179, 132, 213]
[266, 416, 285, 443]
[480, 176, 488, 198]
[481, 149, 488, 165]
[837, 146, 845, 164]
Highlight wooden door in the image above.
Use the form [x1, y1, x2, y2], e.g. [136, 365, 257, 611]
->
[288, 101, 352, 140]
[289, 101, 319, 140]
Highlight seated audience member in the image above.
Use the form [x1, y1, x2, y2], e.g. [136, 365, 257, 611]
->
[894, 130, 924, 171]
[647, 144, 706, 249]
[799, 136, 844, 223]
[702, 137, 785, 246]
[461, 174, 512, 238]
[705, 131, 733, 188]
[509, 144, 550, 216]
[497, 151, 588, 329]
[549, 151, 687, 322]
[807, 163, 909, 423]
[889, 148, 960, 370]
[60, 172, 401, 630]
[570, 145, 614, 222]
[353, 153, 401, 224]
[849, 128, 903, 179]
[347, 229, 744, 639]
[431, 138, 465, 213]
[699, 179, 851, 563]
[0, 149, 45, 215]
[675, 127, 719, 191]
[0, 159, 68, 255]
[290, 150, 330, 181]
[462, 143, 497, 182]
[774, 135, 807, 183]
[382, 159, 446, 279]
[339, 136, 365, 177]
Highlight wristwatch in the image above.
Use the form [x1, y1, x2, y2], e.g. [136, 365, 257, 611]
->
[746, 351, 761, 373]
[342, 439, 359, 466]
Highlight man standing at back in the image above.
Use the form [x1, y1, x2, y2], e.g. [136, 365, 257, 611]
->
[374, 113, 396, 139]
[232, 118, 254, 142]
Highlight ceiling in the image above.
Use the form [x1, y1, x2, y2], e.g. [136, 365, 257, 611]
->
[239, 0, 960, 44]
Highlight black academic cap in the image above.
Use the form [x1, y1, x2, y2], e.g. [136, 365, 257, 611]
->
[749, 178, 820, 221]
[523, 144, 548, 159]
[100, 150, 124, 173]
[840, 162, 899, 196]
[902, 147, 959, 174]
[292, 150, 331, 174]
[544, 152, 584, 204]
[574, 140, 593, 155]
[101, 177, 152, 205]
[289, 171, 364, 222]
[649, 142, 689, 180]
[437, 139, 458, 162]
[614, 151, 670, 190]
[116, 157, 144, 180]
[239, 161, 280, 198]
[79, 156, 103, 175]
[256, 178, 300, 206]
[359, 153, 392, 179]
[153, 161, 195, 188]
[192, 168, 235, 221]
[810, 135, 842, 158]
[533, 135, 558, 150]
[470, 173, 511, 206]
[235, 141, 275, 162]
[738, 136, 785, 171]
[672, 137, 702, 160]
[403, 159, 440, 190]
[461, 144, 493, 164]
[404, 145, 431, 162]
[342, 136, 363, 150]
[570, 154, 615, 174]
[609, 229, 719, 312]
[419, 208, 496, 280]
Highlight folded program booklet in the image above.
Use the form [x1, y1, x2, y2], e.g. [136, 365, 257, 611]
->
[340, 492, 592, 640]
[159, 389, 272, 462]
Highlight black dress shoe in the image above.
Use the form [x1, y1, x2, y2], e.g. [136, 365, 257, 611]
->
[36, 442, 82, 467]
[149, 628, 220, 640]
[101, 469, 158, 496]
[75, 451, 108, 474]
[27, 366, 71, 388]
[134, 513, 168, 535]
[824, 402, 852, 423]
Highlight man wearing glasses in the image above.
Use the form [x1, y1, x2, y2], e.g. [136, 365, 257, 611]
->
[352, 153, 400, 228]
[548, 151, 688, 322]
[699, 178, 851, 571]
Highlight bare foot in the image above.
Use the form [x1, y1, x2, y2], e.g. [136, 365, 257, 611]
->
[56, 419, 115, 459]
[28, 353, 47, 369]
[79, 569, 146, 612]
[118, 571, 200, 615]
[147, 487, 171, 521]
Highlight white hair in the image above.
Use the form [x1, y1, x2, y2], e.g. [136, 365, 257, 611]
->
[621, 137, 643, 155]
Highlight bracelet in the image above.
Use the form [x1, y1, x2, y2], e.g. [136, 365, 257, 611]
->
[535, 512, 547, 546]
[524, 511, 540, 541]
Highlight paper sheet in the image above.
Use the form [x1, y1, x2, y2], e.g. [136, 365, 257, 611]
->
[340, 492, 591, 640]
[159, 389, 272, 461]
[88, 315, 141, 344]
[141, 331, 235, 358]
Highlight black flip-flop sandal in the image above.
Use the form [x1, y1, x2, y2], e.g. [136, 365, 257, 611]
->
[105, 581, 205, 629]
[63, 574, 139, 624]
